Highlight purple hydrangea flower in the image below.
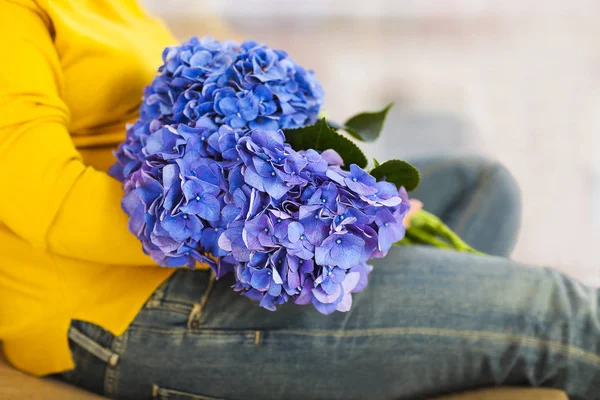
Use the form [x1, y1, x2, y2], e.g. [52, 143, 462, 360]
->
[112, 36, 411, 315]
[118, 125, 410, 314]
[221, 129, 410, 314]
[111, 36, 324, 183]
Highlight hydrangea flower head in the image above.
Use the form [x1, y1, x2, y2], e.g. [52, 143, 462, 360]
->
[111, 36, 324, 182]
[112, 36, 409, 314]
[222, 129, 410, 313]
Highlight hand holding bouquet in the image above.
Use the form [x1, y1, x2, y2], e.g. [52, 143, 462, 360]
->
[111, 37, 479, 314]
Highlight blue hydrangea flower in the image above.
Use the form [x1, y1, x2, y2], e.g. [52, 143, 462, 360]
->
[221, 129, 410, 313]
[112, 36, 410, 315]
[111, 36, 324, 183]
[119, 124, 410, 314]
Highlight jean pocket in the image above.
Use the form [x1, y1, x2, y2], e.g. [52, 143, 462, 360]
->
[145, 269, 213, 316]
[58, 322, 119, 396]
[152, 384, 226, 400]
[68, 325, 120, 366]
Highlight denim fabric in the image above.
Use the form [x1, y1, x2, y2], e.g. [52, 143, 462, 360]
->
[58, 156, 600, 400]
[409, 156, 522, 256]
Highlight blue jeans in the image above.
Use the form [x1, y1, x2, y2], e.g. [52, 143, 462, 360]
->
[58, 156, 600, 400]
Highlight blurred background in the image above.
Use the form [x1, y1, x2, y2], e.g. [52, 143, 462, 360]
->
[142, 0, 600, 285]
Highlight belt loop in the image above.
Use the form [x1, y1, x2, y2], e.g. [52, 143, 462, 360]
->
[187, 271, 216, 330]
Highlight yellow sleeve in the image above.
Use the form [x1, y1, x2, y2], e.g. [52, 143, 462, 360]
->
[0, 1, 156, 266]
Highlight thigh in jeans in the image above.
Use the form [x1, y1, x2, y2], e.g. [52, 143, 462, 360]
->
[58, 248, 600, 400]
[113, 248, 600, 400]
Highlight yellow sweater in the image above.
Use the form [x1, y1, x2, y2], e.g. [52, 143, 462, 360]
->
[0, 0, 223, 376]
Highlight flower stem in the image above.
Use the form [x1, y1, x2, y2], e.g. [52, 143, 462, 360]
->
[399, 209, 484, 255]
[404, 227, 454, 249]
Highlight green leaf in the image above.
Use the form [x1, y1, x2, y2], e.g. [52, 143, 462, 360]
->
[370, 159, 421, 191]
[283, 119, 368, 168]
[372, 158, 381, 168]
[342, 103, 394, 142]
[325, 119, 343, 131]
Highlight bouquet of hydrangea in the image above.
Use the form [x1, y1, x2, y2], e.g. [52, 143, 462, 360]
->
[110, 36, 478, 314]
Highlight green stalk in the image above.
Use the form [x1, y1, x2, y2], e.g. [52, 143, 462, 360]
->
[405, 227, 454, 249]
[397, 209, 484, 255]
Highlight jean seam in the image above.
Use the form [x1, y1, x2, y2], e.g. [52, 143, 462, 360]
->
[127, 325, 261, 344]
[187, 270, 216, 330]
[152, 384, 226, 400]
[271, 327, 600, 365]
[146, 274, 208, 315]
[145, 280, 169, 309]
[129, 326, 259, 336]
[122, 324, 600, 365]
[104, 330, 127, 397]
[146, 304, 194, 315]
